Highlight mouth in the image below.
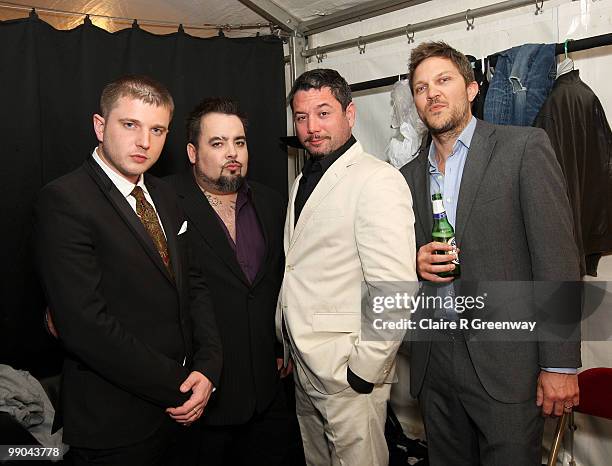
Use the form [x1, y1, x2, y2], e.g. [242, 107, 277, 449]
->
[306, 137, 329, 147]
[429, 103, 447, 112]
[223, 163, 242, 171]
[131, 154, 148, 163]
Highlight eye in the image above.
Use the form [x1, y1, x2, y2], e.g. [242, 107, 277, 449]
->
[415, 85, 426, 94]
[123, 121, 135, 129]
[319, 111, 329, 117]
[236, 140, 246, 147]
[440, 76, 451, 83]
[212, 141, 223, 148]
[151, 127, 164, 136]
[295, 115, 306, 122]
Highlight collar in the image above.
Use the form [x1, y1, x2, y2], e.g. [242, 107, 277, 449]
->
[92, 147, 147, 198]
[427, 116, 477, 171]
[303, 134, 357, 176]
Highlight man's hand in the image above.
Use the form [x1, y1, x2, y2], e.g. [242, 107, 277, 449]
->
[536, 371, 579, 417]
[417, 242, 458, 282]
[277, 357, 293, 379]
[166, 371, 214, 426]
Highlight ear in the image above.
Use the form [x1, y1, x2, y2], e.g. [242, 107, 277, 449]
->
[345, 102, 356, 128]
[466, 81, 479, 103]
[93, 114, 105, 143]
[187, 143, 197, 165]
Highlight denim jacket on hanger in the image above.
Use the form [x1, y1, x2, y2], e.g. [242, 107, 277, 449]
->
[484, 43, 556, 126]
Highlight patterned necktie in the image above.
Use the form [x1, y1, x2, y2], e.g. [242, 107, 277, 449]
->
[130, 186, 173, 278]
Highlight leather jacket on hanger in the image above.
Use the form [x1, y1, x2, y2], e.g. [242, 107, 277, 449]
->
[534, 70, 612, 276]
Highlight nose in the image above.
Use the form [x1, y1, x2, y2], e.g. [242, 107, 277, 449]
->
[136, 129, 150, 150]
[426, 83, 440, 102]
[306, 116, 319, 134]
[227, 142, 238, 158]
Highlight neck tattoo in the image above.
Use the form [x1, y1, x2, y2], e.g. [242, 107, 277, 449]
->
[204, 192, 236, 210]
[204, 192, 222, 207]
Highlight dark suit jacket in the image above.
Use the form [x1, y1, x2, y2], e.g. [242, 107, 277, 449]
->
[33, 157, 222, 449]
[400, 120, 581, 403]
[166, 171, 285, 425]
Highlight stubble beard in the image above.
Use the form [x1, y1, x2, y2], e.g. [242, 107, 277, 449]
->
[423, 100, 471, 138]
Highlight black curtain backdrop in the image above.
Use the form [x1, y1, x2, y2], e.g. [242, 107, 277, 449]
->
[0, 15, 287, 375]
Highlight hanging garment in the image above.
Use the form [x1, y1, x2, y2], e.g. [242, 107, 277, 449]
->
[484, 43, 556, 126]
[385, 79, 427, 168]
[467, 55, 490, 119]
[0, 364, 65, 450]
[534, 70, 612, 276]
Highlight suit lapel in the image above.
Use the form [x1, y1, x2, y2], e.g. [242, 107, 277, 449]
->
[84, 158, 175, 284]
[413, 149, 433, 240]
[250, 186, 273, 289]
[175, 171, 250, 286]
[455, 121, 496, 242]
[288, 143, 360, 253]
[286, 173, 301, 248]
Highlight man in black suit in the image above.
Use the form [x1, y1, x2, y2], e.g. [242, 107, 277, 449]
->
[33, 75, 222, 465]
[166, 98, 293, 465]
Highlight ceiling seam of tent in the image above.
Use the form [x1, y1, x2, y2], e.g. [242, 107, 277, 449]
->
[0, 1, 275, 32]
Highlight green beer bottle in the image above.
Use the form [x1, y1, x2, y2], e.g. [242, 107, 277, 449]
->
[431, 193, 460, 277]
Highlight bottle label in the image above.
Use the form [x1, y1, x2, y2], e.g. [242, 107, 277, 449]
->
[447, 237, 459, 265]
[432, 199, 445, 215]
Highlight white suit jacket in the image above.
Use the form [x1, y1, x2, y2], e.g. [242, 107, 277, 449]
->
[276, 141, 417, 394]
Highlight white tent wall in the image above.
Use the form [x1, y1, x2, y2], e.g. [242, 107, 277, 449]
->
[290, 0, 612, 464]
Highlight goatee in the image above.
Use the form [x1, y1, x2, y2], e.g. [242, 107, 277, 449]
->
[196, 171, 244, 194]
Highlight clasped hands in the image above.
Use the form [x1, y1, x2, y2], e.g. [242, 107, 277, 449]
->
[166, 371, 214, 426]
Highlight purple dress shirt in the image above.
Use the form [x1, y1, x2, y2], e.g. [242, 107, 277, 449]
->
[212, 182, 265, 284]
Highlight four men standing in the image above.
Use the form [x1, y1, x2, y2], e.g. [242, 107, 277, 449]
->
[33, 44, 581, 466]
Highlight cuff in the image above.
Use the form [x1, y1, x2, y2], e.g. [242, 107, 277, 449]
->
[541, 367, 578, 374]
[347, 366, 374, 394]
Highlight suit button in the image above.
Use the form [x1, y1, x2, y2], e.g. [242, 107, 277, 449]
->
[248, 292, 254, 299]
[285, 264, 294, 271]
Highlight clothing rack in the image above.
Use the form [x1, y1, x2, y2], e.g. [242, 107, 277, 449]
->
[349, 32, 612, 93]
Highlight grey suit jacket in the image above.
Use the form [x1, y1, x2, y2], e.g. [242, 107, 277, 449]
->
[400, 119, 581, 403]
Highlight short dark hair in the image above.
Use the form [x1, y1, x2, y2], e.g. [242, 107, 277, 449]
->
[288, 68, 352, 111]
[408, 41, 475, 93]
[100, 75, 174, 119]
[186, 97, 248, 148]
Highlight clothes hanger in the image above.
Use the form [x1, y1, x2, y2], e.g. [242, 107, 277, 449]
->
[556, 39, 575, 78]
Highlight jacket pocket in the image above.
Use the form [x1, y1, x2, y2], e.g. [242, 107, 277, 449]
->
[312, 312, 360, 333]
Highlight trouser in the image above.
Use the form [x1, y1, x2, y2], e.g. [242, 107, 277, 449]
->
[419, 330, 544, 466]
[293, 362, 391, 466]
[67, 417, 179, 466]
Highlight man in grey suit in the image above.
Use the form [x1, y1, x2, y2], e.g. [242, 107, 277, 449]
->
[400, 42, 581, 465]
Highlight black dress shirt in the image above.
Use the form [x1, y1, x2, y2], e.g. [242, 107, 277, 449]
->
[294, 135, 356, 226]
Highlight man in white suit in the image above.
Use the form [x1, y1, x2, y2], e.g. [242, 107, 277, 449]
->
[276, 68, 417, 466]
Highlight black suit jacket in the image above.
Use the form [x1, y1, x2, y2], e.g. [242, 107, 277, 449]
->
[166, 171, 285, 425]
[33, 157, 222, 448]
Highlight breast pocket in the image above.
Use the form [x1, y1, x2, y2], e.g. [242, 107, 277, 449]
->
[312, 209, 345, 223]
